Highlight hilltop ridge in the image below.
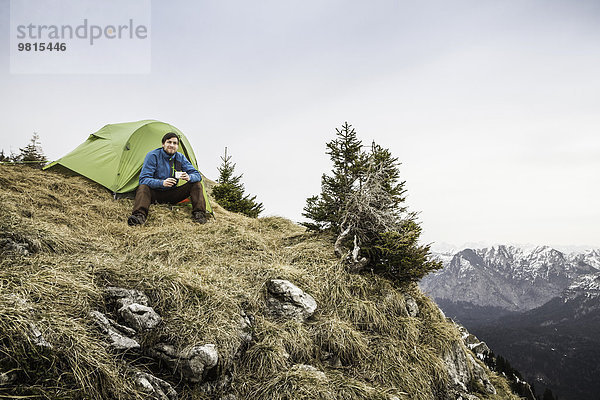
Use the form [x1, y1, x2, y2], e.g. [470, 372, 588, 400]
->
[0, 165, 519, 400]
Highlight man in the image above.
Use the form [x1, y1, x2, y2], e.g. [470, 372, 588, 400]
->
[127, 132, 209, 225]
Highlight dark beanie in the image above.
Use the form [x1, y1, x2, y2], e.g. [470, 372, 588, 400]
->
[161, 132, 179, 144]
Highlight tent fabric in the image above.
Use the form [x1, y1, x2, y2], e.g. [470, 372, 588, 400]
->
[44, 120, 212, 213]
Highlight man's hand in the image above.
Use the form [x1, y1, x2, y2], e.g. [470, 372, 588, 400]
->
[163, 178, 177, 187]
[179, 172, 190, 181]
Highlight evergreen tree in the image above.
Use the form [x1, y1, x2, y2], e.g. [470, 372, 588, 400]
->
[17, 132, 46, 167]
[305, 122, 441, 282]
[369, 142, 407, 211]
[211, 147, 263, 218]
[302, 122, 366, 232]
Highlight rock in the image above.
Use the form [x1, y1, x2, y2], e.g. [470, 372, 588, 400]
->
[404, 294, 419, 317]
[290, 364, 327, 380]
[443, 341, 496, 397]
[467, 354, 496, 394]
[105, 287, 160, 332]
[147, 343, 178, 370]
[178, 344, 219, 383]
[463, 333, 478, 346]
[0, 370, 17, 386]
[133, 371, 178, 400]
[118, 303, 162, 332]
[89, 311, 140, 351]
[470, 342, 490, 357]
[448, 321, 497, 395]
[239, 311, 254, 344]
[455, 322, 491, 358]
[443, 341, 471, 392]
[105, 287, 149, 307]
[265, 279, 317, 322]
[149, 343, 219, 384]
[27, 323, 52, 349]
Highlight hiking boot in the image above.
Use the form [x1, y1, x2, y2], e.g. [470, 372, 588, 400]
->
[127, 213, 146, 226]
[192, 211, 208, 224]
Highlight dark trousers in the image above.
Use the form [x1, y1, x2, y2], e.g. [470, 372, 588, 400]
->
[132, 182, 207, 217]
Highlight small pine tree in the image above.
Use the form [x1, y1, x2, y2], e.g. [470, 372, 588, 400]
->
[302, 122, 367, 232]
[211, 147, 264, 218]
[369, 142, 407, 211]
[305, 122, 441, 282]
[18, 133, 46, 167]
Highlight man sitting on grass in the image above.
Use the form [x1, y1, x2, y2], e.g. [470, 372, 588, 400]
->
[127, 132, 209, 226]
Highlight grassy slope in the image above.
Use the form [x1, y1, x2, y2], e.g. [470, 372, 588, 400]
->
[0, 165, 518, 400]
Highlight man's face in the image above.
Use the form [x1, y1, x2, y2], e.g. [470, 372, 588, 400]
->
[162, 137, 179, 155]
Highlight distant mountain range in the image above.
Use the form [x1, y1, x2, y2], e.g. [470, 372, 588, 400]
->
[420, 246, 600, 400]
[422, 246, 600, 311]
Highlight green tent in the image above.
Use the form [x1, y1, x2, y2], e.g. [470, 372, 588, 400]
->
[44, 120, 212, 213]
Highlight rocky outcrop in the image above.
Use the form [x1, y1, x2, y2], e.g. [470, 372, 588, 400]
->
[93, 283, 508, 399]
[265, 279, 317, 322]
[4, 296, 53, 350]
[133, 371, 178, 400]
[105, 287, 162, 331]
[455, 323, 490, 359]
[118, 303, 162, 332]
[148, 343, 219, 383]
[443, 322, 496, 395]
[92, 287, 251, 397]
[89, 287, 163, 351]
[443, 340, 496, 398]
[105, 287, 150, 307]
[467, 354, 496, 394]
[443, 341, 472, 393]
[89, 288, 191, 396]
[89, 311, 140, 351]
[453, 320, 537, 399]
[179, 344, 219, 383]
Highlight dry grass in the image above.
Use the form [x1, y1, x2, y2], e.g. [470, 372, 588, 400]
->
[0, 165, 519, 399]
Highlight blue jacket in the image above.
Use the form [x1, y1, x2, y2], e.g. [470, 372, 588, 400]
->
[139, 148, 202, 190]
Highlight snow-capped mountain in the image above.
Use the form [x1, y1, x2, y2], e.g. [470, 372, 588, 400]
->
[564, 273, 600, 300]
[421, 245, 600, 312]
[421, 245, 600, 400]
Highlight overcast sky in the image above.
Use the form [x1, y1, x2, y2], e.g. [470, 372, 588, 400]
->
[1, 0, 599, 250]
